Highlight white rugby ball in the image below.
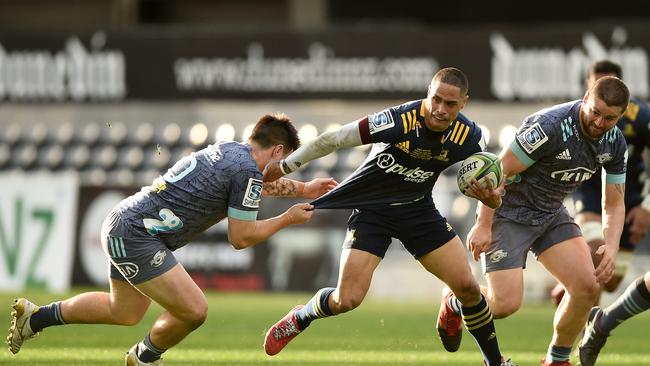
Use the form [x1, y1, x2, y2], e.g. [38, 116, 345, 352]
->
[457, 151, 503, 196]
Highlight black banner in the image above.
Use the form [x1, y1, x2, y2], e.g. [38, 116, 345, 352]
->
[1, 24, 648, 102]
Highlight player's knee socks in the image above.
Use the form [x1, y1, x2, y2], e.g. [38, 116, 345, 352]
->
[599, 276, 650, 333]
[545, 344, 572, 363]
[295, 287, 335, 330]
[137, 333, 166, 362]
[29, 301, 65, 333]
[461, 295, 501, 366]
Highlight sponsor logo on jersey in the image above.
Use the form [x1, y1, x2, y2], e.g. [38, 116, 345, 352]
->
[555, 148, 572, 160]
[150, 250, 167, 268]
[375, 153, 435, 183]
[446, 222, 453, 232]
[550, 167, 596, 182]
[368, 111, 395, 134]
[117, 262, 139, 279]
[242, 178, 263, 208]
[595, 153, 612, 163]
[489, 249, 508, 263]
[395, 140, 410, 154]
[517, 123, 548, 153]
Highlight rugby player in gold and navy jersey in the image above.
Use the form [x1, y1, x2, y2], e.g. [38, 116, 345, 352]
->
[262, 68, 516, 366]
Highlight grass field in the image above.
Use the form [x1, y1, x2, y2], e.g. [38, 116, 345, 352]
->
[0, 289, 649, 366]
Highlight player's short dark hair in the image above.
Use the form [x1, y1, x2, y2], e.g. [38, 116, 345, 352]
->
[432, 67, 469, 96]
[249, 113, 300, 152]
[589, 60, 623, 79]
[590, 76, 629, 110]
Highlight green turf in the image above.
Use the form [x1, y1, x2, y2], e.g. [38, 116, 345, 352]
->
[0, 290, 649, 365]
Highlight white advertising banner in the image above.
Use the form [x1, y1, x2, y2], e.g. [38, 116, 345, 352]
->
[0, 173, 79, 292]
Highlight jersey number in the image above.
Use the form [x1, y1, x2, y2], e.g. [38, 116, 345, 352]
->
[143, 208, 184, 235]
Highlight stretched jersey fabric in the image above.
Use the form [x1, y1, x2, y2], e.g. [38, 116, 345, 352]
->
[116, 141, 263, 250]
[574, 97, 650, 209]
[499, 100, 628, 225]
[312, 99, 485, 210]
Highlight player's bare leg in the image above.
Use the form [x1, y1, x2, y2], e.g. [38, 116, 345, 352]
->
[264, 248, 380, 355]
[538, 237, 599, 364]
[483, 268, 525, 319]
[7, 277, 151, 354]
[423, 236, 507, 366]
[132, 263, 208, 363]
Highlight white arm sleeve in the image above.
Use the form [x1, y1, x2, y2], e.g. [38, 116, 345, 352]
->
[282, 121, 363, 173]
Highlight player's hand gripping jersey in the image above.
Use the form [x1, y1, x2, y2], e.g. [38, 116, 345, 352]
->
[499, 100, 628, 225]
[116, 141, 263, 250]
[312, 99, 485, 209]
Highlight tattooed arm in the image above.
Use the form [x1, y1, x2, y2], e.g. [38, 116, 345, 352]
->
[262, 178, 303, 197]
[262, 177, 338, 199]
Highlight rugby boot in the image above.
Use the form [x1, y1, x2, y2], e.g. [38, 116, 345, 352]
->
[7, 298, 39, 354]
[125, 344, 164, 366]
[264, 305, 303, 355]
[484, 357, 519, 366]
[578, 307, 609, 366]
[436, 286, 463, 352]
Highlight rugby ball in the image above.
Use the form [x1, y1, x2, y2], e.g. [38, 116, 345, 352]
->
[457, 151, 503, 196]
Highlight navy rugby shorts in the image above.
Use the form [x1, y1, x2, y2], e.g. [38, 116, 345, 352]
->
[342, 202, 457, 258]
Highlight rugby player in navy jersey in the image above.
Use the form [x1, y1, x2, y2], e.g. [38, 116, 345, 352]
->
[550, 60, 650, 306]
[262, 68, 516, 366]
[459, 76, 629, 366]
[7, 113, 337, 365]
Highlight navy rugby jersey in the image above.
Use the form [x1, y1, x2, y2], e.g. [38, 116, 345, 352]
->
[498, 101, 628, 225]
[312, 99, 485, 210]
[575, 97, 650, 207]
[116, 141, 263, 250]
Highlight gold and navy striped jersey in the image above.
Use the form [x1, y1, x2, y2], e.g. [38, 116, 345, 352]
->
[312, 99, 485, 209]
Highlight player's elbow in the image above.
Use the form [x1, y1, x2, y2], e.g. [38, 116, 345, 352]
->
[228, 233, 255, 250]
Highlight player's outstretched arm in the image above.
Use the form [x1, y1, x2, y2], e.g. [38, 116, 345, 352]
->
[597, 182, 626, 283]
[227, 203, 314, 249]
[262, 177, 338, 198]
[262, 121, 363, 182]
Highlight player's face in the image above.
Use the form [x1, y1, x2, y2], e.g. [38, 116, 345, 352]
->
[579, 94, 625, 139]
[425, 80, 467, 132]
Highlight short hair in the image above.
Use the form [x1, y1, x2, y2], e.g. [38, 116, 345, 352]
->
[589, 76, 629, 110]
[589, 60, 623, 79]
[248, 113, 300, 152]
[432, 67, 469, 96]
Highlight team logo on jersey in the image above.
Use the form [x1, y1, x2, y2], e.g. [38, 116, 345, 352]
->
[150, 250, 167, 268]
[550, 167, 596, 182]
[117, 262, 139, 279]
[368, 111, 395, 134]
[375, 153, 435, 183]
[242, 178, 263, 208]
[595, 153, 612, 164]
[517, 123, 548, 154]
[489, 250, 508, 263]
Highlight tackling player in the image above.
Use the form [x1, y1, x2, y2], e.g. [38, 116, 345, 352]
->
[262, 68, 516, 366]
[445, 76, 629, 366]
[7, 113, 337, 365]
